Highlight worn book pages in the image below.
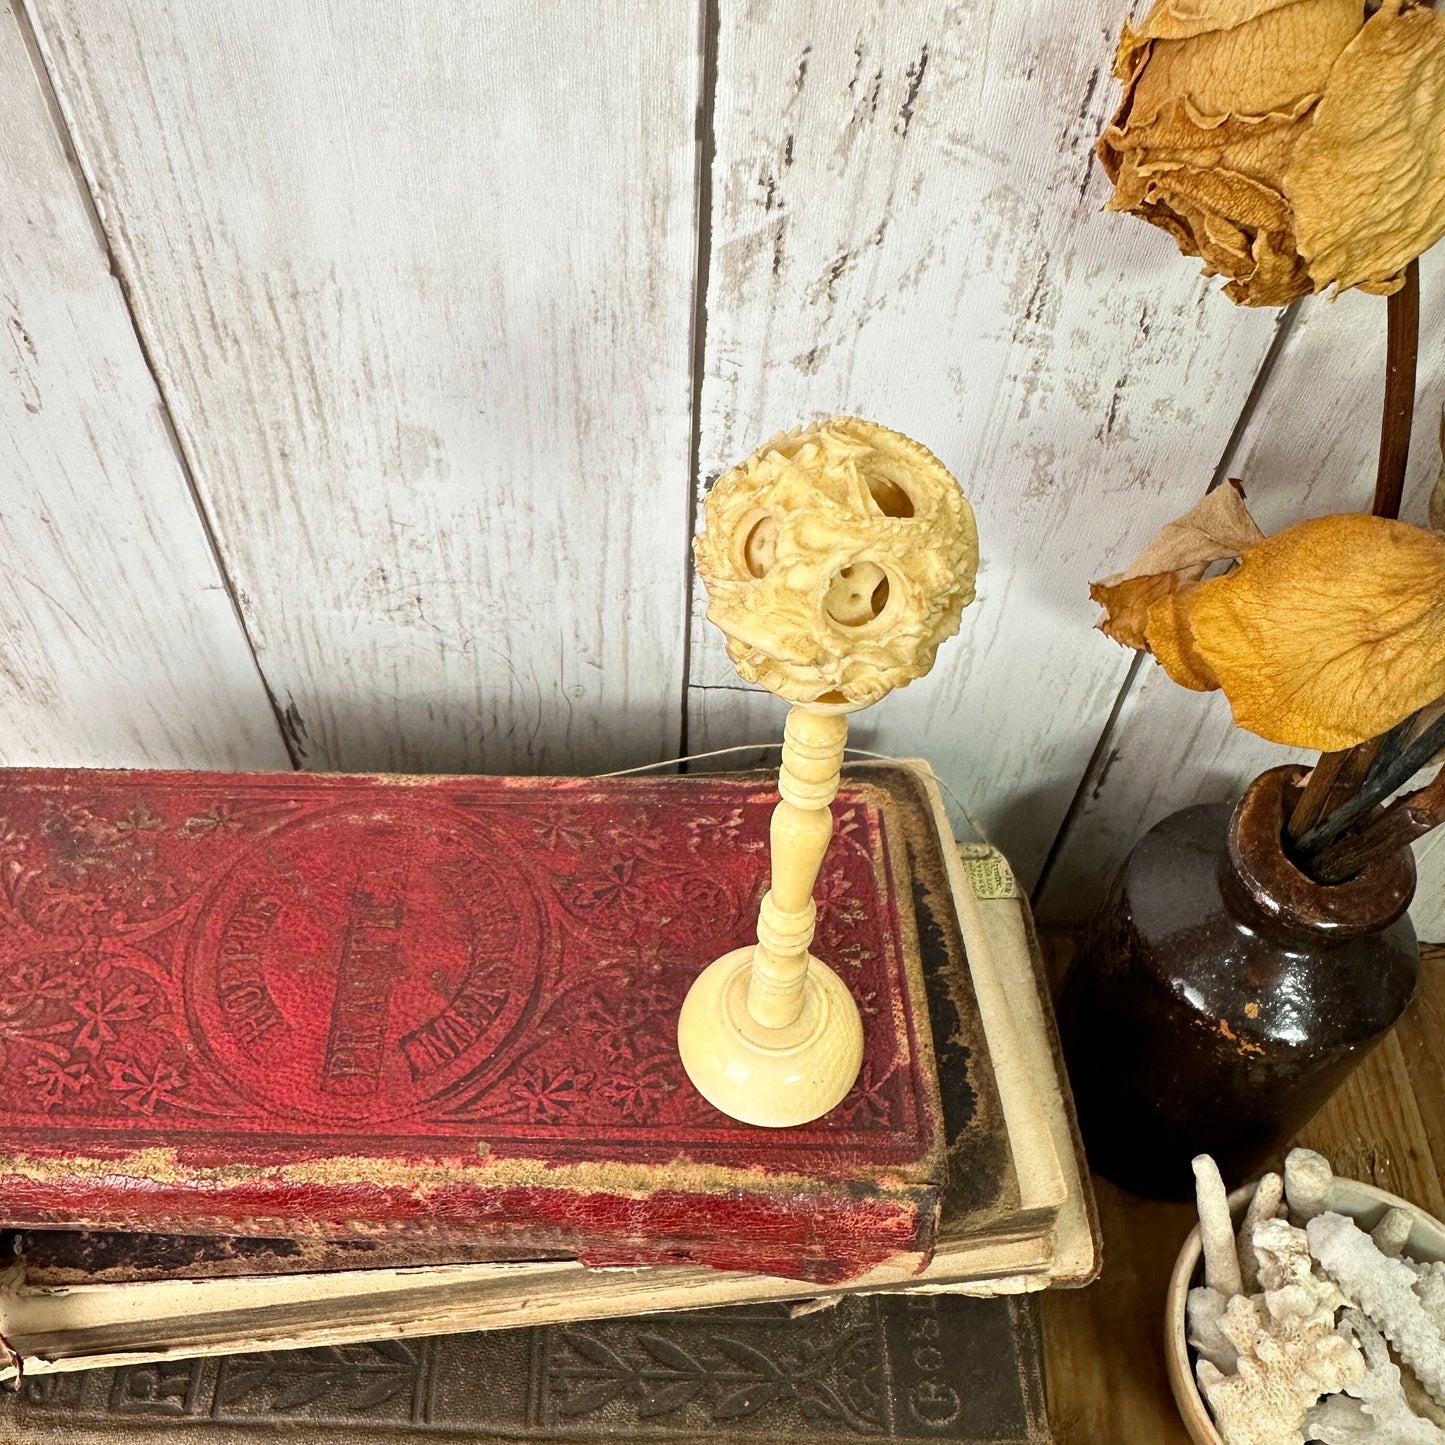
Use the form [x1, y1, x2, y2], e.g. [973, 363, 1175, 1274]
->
[920, 800, 1098, 1295]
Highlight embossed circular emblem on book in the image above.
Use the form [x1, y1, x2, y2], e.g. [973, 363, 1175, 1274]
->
[185, 806, 544, 1125]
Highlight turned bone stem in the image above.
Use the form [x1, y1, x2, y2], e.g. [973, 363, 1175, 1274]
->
[678, 419, 978, 1126]
[747, 705, 849, 1030]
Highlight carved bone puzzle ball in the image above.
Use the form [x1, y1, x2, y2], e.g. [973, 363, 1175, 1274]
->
[692, 417, 978, 706]
[678, 417, 979, 1127]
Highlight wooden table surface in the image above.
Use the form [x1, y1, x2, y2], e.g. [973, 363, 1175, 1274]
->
[1038, 941, 1445, 1444]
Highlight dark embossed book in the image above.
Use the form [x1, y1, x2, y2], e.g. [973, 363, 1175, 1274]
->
[0, 764, 1014, 1285]
[0, 1292, 1051, 1444]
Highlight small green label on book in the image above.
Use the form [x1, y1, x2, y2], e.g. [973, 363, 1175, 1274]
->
[957, 845, 1018, 900]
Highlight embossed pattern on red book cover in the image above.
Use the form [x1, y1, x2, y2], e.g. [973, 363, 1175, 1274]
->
[0, 768, 949, 1282]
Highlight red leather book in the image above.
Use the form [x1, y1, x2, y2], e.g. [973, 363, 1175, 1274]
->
[0, 766, 988, 1283]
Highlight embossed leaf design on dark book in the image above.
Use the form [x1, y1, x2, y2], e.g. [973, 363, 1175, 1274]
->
[0, 1294, 1051, 1443]
[0, 764, 1014, 1284]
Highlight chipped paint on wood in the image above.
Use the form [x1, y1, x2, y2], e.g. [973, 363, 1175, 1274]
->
[25, 0, 699, 775]
[686, 0, 1282, 884]
[1039, 249, 1445, 939]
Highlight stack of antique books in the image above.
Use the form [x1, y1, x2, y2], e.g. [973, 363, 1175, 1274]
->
[0, 760, 1095, 1442]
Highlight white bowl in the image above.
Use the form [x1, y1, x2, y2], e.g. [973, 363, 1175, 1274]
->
[1165, 1175, 1445, 1445]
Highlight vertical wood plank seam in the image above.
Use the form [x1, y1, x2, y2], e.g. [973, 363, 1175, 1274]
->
[1030, 651, 1144, 908]
[678, 0, 721, 764]
[1030, 300, 1303, 908]
[15, 0, 300, 768]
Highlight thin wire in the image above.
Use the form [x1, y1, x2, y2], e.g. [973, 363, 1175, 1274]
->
[598, 743, 993, 847]
[847, 748, 993, 846]
[598, 744, 769, 777]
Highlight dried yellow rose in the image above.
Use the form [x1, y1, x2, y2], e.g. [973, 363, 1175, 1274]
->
[1098, 0, 1445, 305]
[1095, 509, 1445, 749]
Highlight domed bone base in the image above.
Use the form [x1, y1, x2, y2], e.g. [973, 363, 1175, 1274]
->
[676, 946, 864, 1128]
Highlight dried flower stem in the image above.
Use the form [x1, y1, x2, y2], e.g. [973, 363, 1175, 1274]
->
[1298, 706, 1445, 858]
[1289, 262, 1422, 859]
[1373, 259, 1421, 521]
[1312, 767, 1445, 884]
[1288, 749, 1350, 841]
[1288, 737, 1383, 847]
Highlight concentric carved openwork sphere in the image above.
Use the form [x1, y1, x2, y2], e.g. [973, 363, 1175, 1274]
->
[693, 417, 979, 707]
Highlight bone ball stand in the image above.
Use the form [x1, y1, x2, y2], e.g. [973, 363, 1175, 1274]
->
[676, 700, 864, 1128]
[675, 419, 978, 1127]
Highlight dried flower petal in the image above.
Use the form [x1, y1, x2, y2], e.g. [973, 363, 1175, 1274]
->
[1143, 514, 1445, 749]
[1122, 0, 1356, 133]
[1114, 0, 1331, 83]
[1146, 584, 1221, 691]
[1091, 481, 1264, 648]
[1290, 0, 1445, 295]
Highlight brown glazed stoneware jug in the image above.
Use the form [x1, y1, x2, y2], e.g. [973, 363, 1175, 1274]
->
[1057, 765, 1418, 1199]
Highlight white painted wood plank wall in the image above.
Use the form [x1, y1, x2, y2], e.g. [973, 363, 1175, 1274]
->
[1, 0, 1441, 938]
[0, 1, 287, 770]
[27, 0, 699, 776]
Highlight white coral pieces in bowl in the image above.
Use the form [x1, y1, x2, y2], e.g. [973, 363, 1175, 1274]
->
[692, 417, 978, 708]
[1166, 1150, 1445, 1444]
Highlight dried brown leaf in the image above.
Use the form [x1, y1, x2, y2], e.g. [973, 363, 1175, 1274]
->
[1101, 481, 1264, 584]
[1092, 482, 1264, 648]
[1289, 0, 1445, 294]
[1143, 514, 1445, 749]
